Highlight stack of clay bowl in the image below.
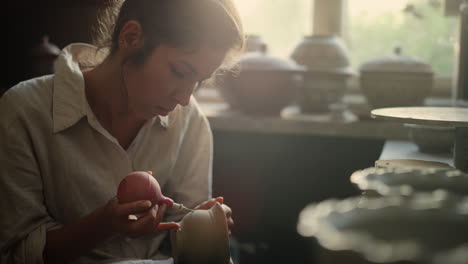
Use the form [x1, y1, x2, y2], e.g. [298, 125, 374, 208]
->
[432, 244, 468, 264]
[297, 167, 468, 263]
[297, 194, 468, 264]
[350, 167, 468, 198]
[290, 35, 353, 113]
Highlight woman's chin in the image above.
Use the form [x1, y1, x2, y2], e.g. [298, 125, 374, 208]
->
[133, 106, 171, 119]
[153, 106, 170, 116]
[132, 110, 159, 120]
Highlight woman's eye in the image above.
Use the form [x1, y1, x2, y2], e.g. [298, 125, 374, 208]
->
[170, 66, 186, 79]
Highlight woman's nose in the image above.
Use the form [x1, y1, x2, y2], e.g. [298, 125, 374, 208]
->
[173, 83, 195, 106]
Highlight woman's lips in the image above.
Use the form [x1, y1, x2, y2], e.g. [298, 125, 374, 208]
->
[160, 106, 175, 112]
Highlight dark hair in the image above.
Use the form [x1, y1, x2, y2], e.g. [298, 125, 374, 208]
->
[94, 0, 244, 68]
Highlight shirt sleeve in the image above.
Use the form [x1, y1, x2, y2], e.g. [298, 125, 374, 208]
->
[0, 92, 62, 263]
[163, 98, 213, 222]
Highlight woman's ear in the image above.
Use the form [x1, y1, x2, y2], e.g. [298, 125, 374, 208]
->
[118, 20, 144, 52]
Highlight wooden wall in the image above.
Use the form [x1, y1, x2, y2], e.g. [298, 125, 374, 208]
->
[5, 1, 103, 88]
[212, 131, 384, 264]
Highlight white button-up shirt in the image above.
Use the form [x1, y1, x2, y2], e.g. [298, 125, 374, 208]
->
[0, 43, 213, 263]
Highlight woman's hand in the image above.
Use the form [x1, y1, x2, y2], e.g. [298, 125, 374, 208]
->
[195, 196, 234, 234]
[44, 198, 179, 263]
[102, 197, 179, 238]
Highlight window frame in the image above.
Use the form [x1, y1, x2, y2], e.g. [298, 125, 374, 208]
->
[318, 0, 456, 98]
[195, 0, 457, 103]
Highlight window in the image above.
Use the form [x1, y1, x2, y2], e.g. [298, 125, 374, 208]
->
[195, 0, 458, 102]
[235, 0, 312, 58]
[348, 0, 458, 76]
[235, 0, 457, 76]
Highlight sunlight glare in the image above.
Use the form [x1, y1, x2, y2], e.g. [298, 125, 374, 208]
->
[349, 0, 410, 17]
[234, 0, 262, 18]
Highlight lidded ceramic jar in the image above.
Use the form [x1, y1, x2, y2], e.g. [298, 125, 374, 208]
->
[218, 50, 304, 115]
[359, 47, 434, 109]
[297, 194, 468, 264]
[170, 203, 230, 264]
[290, 35, 353, 113]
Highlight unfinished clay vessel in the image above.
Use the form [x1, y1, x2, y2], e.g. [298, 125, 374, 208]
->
[117, 171, 174, 207]
[170, 203, 230, 264]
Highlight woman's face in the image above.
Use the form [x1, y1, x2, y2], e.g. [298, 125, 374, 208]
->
[123, 44, 226, 119]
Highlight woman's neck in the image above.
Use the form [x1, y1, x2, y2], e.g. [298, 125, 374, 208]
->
[84, 56, 128, 120]
[83, 56, 145, 145]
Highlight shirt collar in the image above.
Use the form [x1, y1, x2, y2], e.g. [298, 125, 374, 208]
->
[52, 43, 170, 133]
[158, 115, 169, 128]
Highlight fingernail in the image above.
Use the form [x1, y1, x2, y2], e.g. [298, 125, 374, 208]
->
[141, 200, 152, 208]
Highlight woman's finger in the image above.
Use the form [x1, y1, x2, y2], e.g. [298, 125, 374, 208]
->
[195, 196, 224, 210]
[221, 204, 232, 218]
[215, 196, 224, 204]
[195, 198, 217, 210]
[155, 222, 180, 232]
[128, 205, 158, 234]
[115, 200, 152, 217]
[155, 203, 167, 223]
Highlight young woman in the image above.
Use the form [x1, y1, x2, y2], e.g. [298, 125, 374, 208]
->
[0, 0, 244, 263]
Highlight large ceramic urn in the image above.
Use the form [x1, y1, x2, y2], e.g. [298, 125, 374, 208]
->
[290, 35, 353, 113]
[218, 50, 304, 115]
[359, 47, 434, 109]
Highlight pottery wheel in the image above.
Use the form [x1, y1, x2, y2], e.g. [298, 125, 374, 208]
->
[371, 107, 468, 172]
[371, 107, 468, 127]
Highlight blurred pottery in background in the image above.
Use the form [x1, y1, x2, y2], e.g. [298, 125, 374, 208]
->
[432, 244, 468, 264]
[298, 194, 468, 264]
[171, 203, 230, 264]
[30, 35, 61, 78]
[218, 49, 304, 115]
[405, 124, 455, 154]
[375, 159, 453, 169]
[290, 35, 353, 113]
[359, 47, 434, 109]
[350, 167, 468, 197]
[244, 34, 267, 53]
